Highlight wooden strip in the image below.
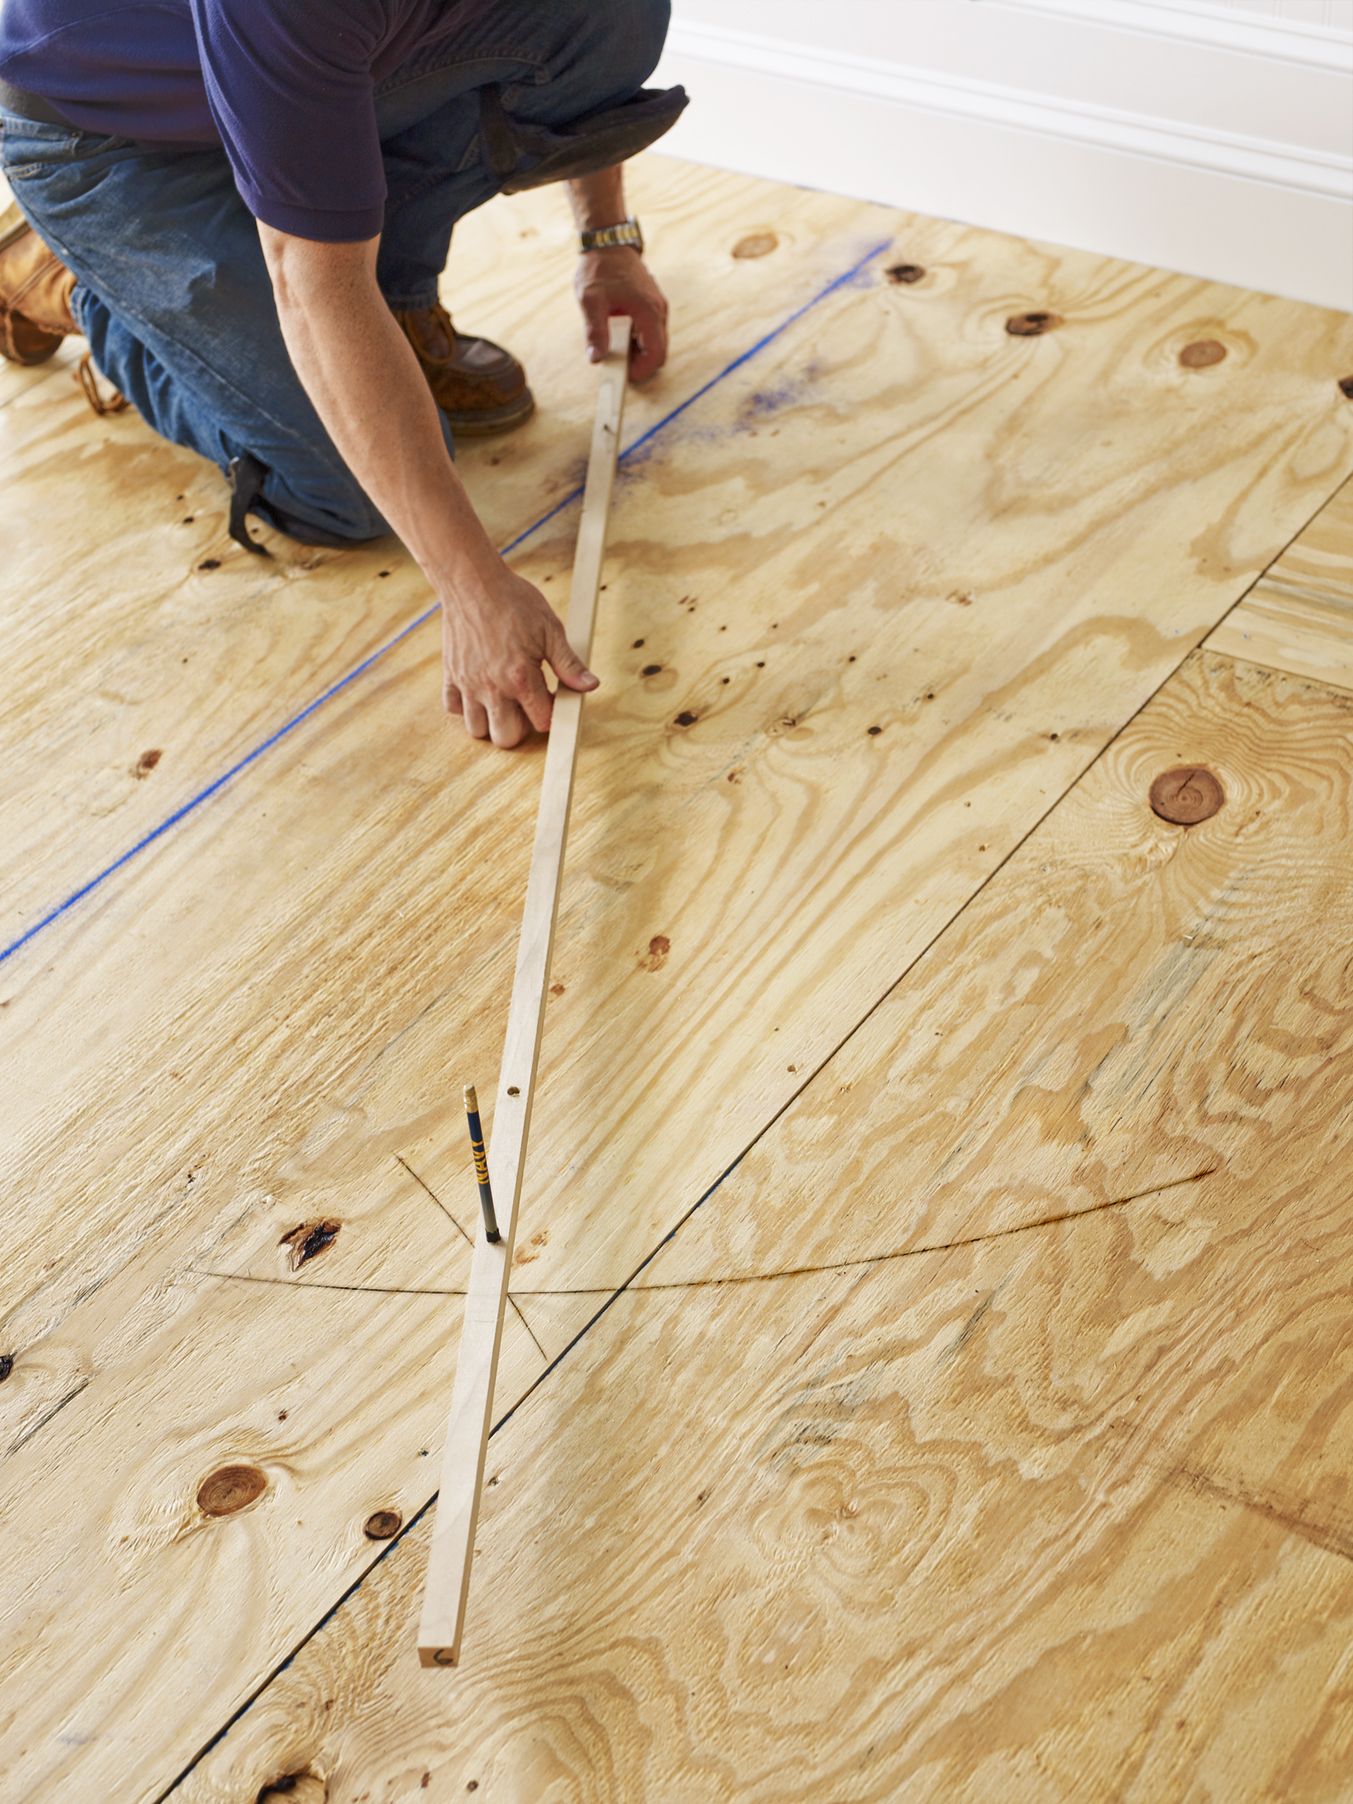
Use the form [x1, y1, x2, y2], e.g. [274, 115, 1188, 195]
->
[416, 316, 631, 1667]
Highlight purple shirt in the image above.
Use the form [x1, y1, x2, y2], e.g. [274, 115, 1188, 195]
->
[0, 0, 460, 239]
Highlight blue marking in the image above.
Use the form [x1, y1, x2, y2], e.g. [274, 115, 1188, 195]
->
[1, 237, 892, 969]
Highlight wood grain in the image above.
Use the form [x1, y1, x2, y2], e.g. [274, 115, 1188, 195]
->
[1206, 477, 1353, 691]
[177, 652, 1353, 1803]
[418, 317, 630, 1666]
[2, 157, 1352, 1802]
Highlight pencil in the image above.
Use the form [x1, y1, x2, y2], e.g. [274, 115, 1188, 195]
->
[462, 1083, 500, 1243]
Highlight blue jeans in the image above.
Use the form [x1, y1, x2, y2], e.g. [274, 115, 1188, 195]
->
[0, 0, 668, 544]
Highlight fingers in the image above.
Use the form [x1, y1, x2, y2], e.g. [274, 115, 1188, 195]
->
[513, 661, 556, 736]
[627, 296, 669, 382]
[443, 681, 464, 717]
[546, 617, 599, 694]
[581, 289, 611, 364]
[455, 688, 533, 747]
[486, 692, 530, 749]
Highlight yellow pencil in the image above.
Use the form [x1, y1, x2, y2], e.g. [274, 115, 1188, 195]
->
[462, 1083, 499, 1243]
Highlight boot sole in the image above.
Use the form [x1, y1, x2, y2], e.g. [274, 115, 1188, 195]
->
[441, 387, 537, 438]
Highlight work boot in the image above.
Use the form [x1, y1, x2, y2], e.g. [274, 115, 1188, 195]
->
[392, 301, 534, 436]
[0, 202, 77, 366]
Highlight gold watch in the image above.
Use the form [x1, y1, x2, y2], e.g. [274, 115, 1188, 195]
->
[579, 216, 644, 255]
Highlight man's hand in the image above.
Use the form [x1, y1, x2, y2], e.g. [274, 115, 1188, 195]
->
[575, 246, 669, 381]
[441, 564, 598, 748]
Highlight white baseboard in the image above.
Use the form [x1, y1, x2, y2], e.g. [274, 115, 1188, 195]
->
[654, 3, 1353, 309]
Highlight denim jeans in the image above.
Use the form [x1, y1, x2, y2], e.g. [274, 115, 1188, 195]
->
[0, 0, 669, 544]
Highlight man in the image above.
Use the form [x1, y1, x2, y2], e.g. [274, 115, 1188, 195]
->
[0, 1, 685, 747]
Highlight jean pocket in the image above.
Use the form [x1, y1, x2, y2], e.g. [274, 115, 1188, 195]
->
[1, 122, 132, 182]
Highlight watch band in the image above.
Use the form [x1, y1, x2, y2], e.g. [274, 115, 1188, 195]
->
[579, 216, 644, 255]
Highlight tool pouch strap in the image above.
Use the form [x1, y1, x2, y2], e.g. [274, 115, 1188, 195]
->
[478, 83, 688, 194]
[227, 453, 272, 557]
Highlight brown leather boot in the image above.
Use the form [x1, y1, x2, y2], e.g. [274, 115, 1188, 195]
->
[0, 202, 77, 366]
[392, 301, 534, 437]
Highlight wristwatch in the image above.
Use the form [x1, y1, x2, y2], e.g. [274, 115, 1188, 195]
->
[579, 216, 644, 255]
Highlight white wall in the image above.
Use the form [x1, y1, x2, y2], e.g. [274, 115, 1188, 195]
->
[653, 0, 1353, 308]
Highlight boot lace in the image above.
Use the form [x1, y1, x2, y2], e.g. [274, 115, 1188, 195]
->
[75, 351, 128, 417]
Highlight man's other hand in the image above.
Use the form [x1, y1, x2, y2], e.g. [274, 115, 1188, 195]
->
[575, 246, 669, 380]
[441, 563, 599, 747]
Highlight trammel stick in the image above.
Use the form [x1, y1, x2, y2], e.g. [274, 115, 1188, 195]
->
[417, 315, 632, 1667]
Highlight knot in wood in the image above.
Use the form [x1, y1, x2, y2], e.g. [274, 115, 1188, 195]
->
[732, 231, 778, 259]
[1339, 376, 1353, 400]
[1149, 766, 1225, 826]
[1179, 339, 1227, 369]
[364, 1509, 403, 1540]
[885, 263, 925, 285]
[256, 1775, 327, 1804]
[279, 1219, 341, 1270]
[1006, 311, 1062, 337]
[197, 1463, 267, 1516]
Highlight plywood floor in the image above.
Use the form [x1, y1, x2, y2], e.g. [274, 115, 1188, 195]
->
[2, 155, 1352, 1804]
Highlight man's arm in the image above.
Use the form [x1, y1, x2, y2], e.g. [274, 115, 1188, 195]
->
[259, 224, 597, 749]
[568, 167, 669, 381]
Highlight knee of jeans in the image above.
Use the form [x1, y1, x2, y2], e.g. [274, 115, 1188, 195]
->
[266, 468, 388, 544]
[623, 0, 671, 83]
